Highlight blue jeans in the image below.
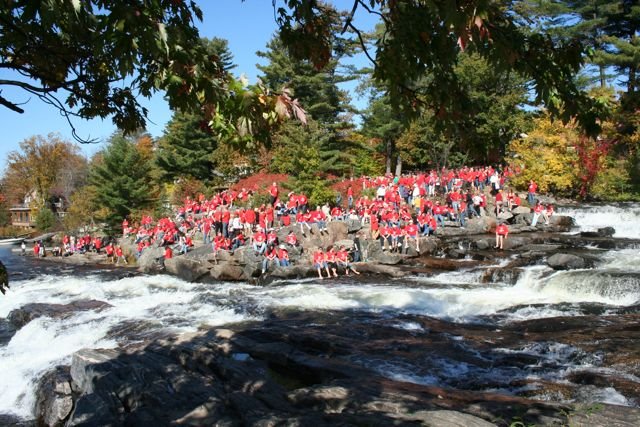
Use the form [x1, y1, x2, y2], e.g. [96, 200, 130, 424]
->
[435, 214, 445, 228]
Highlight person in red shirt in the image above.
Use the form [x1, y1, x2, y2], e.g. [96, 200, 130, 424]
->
[531, 200, 545, 227]
[164, 245, 173, 260]
[313, 248, 329, 279]
[262, 244, 278, 274]
[527, 180, 538, 206]
[379, 224, 391, 251]
[105, 243, 115, 263]
[324, 246, 339, 278]
[347, 185, 354, 209]
[336, 246, 360, 276]
[495, 223, 509, 250]
[115, 245, 127, 265]
[404, 222, 420, 253]
[269, 182, 279, 206]
[252, 229, 267, 255]
[277, 245, 290, 267]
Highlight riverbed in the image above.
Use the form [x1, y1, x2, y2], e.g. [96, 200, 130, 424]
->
[1, 204, 639, 424]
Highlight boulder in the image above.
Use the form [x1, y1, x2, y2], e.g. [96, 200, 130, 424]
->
[35, 366, 74, 427]
[136, 246, 164, 273]
[210, 263, 246, 281]
[512, 206, 531, 215]
[475, 239, 490, 250]
[547, 253, 587, 270]
[497, 211, 514, 221]
[8, 300, 112, 330]
[345, 219, 363, 233]
[465, 216, 497, 234]
[164, 257, 210, 282]
[580, 226, 615, 238]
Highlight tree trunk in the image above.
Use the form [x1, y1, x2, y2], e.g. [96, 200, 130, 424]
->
[395, 155, 403, 177]
[385, 139, 393, 175]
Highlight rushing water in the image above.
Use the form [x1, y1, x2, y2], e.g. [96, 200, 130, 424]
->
[1, 205, 639, 420]
[557, 202, 640, 239]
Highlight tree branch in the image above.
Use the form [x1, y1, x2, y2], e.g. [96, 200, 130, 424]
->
[0, 93, 25, 113]
[341, 0, 359, 34]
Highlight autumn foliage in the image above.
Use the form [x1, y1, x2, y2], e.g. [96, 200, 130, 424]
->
[230, 173, 291, 193]
[574, 136, 614, 198]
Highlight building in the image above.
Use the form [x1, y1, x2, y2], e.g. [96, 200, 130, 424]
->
[9, 190, 66, 228]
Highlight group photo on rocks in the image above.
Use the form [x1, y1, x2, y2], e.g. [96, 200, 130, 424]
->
[1, 1, 640, 426]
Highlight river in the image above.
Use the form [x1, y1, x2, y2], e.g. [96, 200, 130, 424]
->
[1, 204, 639, 422]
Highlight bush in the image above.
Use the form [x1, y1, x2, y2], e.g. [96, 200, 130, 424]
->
[35, 207, 57, 232]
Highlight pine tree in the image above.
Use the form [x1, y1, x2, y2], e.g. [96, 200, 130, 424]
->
[155, 112, 219, 184]
[90, 133, 156, 228]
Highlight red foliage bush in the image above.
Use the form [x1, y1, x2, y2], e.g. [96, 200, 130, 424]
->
[231, 173, 291, 193]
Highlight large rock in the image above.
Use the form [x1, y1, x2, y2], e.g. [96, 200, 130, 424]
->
[547, 253, 587, 270]
[8, 300, 111, 329]
[164, 257, 210, 282]
[136, 246, 164, 273]
[210, 263, 246, 281]
[512, 206, 532, 215]
[580, 226, 615, 238]
[35, 366, 74, 427]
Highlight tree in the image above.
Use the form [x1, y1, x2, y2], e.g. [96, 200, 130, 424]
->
[507, 115, 580, 196]
[0, 2, 303, 141]
[361, 91, 405, 175]
[276, 0, 606, 135]
[89, 133, 156, 228]
[2, 134, 87, 207]
[34, 207, 57, 232]
[156, 111, 219, 183]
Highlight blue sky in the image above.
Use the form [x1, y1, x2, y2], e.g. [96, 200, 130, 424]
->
[0, 1, 378, 170]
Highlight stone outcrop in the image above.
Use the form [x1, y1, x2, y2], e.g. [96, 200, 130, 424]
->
[35, 309, 640, 426]
[547, 253, 589, 270]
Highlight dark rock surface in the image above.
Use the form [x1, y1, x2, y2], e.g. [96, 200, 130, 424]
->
[547, 253, 589, 270]
[35, 309, 640, 426]
[7, 300, 112, 330]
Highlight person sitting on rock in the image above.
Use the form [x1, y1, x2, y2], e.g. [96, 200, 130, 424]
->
[252, 229, 267, 255]
[404, 221, 420, 253]
[261, 244, 278, 275]
[495, 223, 509, 250]
[379, 224, 391, 251]
[337, 246, 360, 276]
[277, 245, 290, 267]
[324, 246, 339, 278]
[313, 248, 330, 279]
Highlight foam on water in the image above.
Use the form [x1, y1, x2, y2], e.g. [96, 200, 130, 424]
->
[0, 274, 258, 418]
[557, 203, 640, 239]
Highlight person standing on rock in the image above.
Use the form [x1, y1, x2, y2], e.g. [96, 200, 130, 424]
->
[495, 223, 509, 250]
[531, 201, 545, 227]
[527, 179, 538, 206]
[269, 182, 279, 206]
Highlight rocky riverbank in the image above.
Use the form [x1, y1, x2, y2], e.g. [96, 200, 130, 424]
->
[124, 210, 582, 284]
[1, 303, 634, 426]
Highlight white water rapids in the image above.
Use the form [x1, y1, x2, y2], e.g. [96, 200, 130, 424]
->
[1, 246, 639, 418]
[557, 202, 640, 239]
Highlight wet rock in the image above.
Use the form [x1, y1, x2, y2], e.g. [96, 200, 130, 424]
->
[547, 253, 587, 270]
[35, 366, 73, 427]
[7, 300, 112, 329]
[210, 263, 246, 281]
[581, 226, 615, 238]
[497, 211, 514, 221]
[0, 318, 17, 346]
[0, 260, 8, 295]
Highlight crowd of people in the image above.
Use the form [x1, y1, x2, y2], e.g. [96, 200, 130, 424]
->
[115, 165, 550, 274]
[30, 166, 551, 272]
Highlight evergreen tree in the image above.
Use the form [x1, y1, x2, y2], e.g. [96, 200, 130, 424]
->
[155, 112, 219, 184]
[90, 133, 155, 228]
[257, 28, 359, 176]
[155, 38, 234, 184]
